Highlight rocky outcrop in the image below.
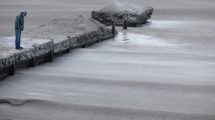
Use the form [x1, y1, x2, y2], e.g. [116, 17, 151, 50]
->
[91, 7, 153, 27]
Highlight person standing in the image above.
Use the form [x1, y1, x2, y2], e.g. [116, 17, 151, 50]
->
[15, 11, 27, 50]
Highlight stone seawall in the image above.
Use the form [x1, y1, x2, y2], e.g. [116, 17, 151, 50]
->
[0, 23, 115, 80]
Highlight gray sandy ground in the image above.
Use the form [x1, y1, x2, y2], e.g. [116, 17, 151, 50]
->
[0, 0, 215, 120]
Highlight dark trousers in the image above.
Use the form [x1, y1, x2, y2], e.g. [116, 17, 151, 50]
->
[15, 29, 21, 49]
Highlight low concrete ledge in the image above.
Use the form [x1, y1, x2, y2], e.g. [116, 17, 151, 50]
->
[34, 40, 53, 57]
[0, 38, 54, 70]
[54, 37, 71, 54]
[14, 48, 35, 64]
[70, 26, 114, 48]
[0, 54, 15, 71]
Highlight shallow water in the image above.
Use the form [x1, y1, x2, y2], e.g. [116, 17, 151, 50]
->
[0, 0, 215, 120]
[0, 27, 215, 119]
[115, 32, 179, 47]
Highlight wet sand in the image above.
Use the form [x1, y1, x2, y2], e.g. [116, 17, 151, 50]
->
[0, 0, 215, 120]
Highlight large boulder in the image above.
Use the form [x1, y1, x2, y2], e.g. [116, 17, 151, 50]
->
[91, 0, 153, 27]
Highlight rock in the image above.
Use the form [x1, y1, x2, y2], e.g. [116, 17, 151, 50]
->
[91, 1, 153, 27]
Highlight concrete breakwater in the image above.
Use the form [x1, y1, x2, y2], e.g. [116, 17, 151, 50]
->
[0, 19, 116, 80]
